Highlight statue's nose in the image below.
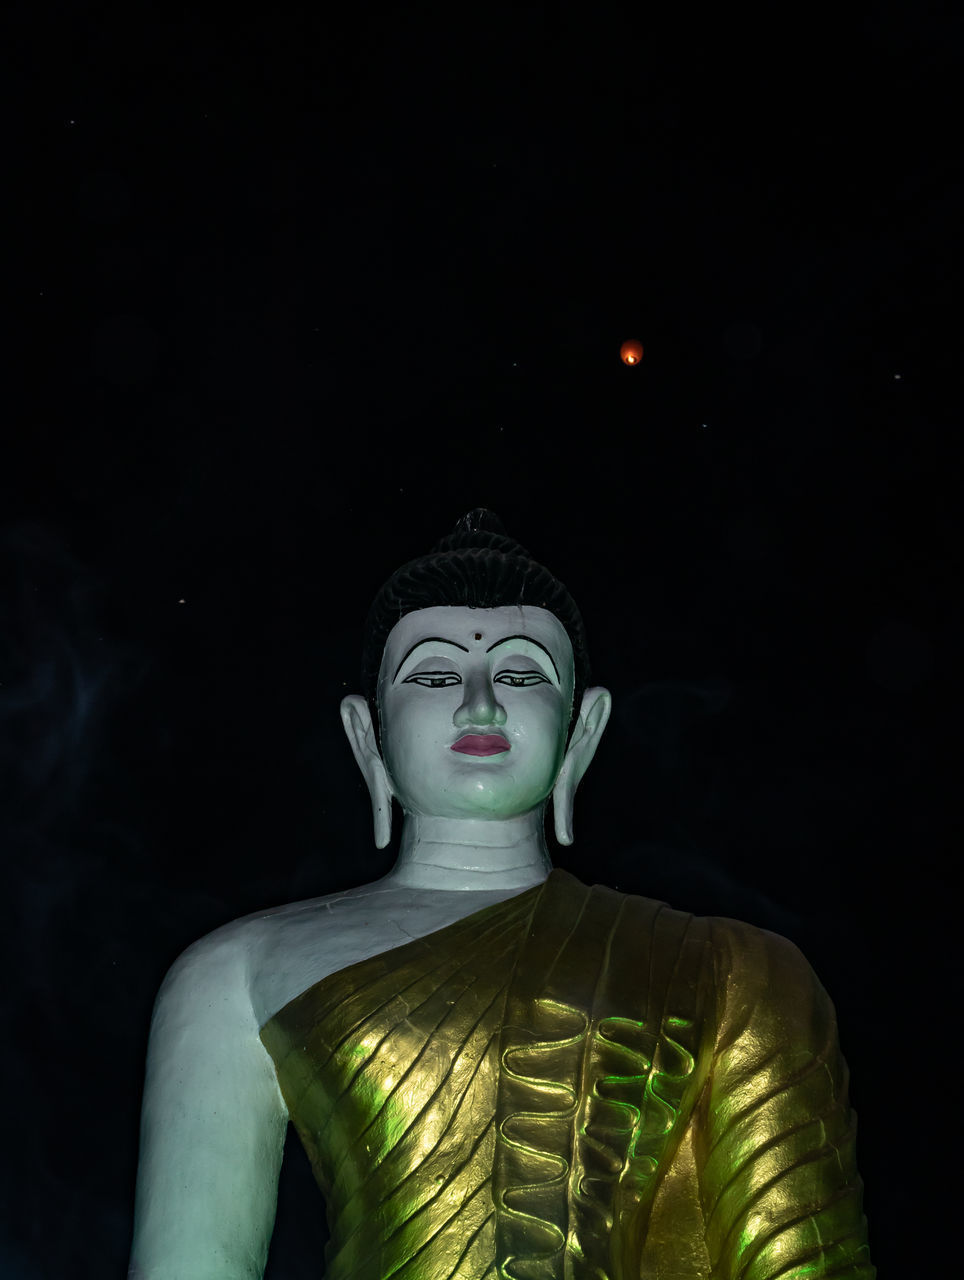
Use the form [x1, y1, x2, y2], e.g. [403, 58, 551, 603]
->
[453, 671, 507, 728]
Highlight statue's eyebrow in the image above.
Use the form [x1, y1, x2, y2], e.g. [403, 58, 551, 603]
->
[392, 637, 470, 683]
[485, 635, 560, 683]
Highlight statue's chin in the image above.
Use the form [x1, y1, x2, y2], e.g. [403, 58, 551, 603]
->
[391, 772, 555, 824]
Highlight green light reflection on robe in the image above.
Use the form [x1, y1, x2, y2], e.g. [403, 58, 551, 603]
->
[260, 870, 874, 1279]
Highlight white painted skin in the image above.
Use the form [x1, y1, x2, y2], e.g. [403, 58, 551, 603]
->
[128, 605, 612, 1279]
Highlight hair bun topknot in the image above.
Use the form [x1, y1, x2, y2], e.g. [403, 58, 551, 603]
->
[431, 508, 532, 559]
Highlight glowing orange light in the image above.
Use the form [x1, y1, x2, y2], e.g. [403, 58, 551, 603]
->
[620, 338, 644, 366]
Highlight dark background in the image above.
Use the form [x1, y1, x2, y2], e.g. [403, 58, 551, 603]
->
[4, 5, 960, 1276]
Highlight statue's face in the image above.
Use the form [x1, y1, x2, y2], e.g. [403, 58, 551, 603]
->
[377, 605, 576, 820]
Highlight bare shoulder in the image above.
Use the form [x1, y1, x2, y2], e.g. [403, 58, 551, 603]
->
[188, 880, 529, 1027]
[164, 882, 410, 1027]
[161, 884, 359, 980]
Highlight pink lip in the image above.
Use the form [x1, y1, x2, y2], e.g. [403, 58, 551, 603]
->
[450, 734, 511, 756]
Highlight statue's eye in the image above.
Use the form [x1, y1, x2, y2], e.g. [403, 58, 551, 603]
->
[402, 672, 462, 688]
[494, 671, 550, 688]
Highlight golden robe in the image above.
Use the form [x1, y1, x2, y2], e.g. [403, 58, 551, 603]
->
[260, 870, 874, 1279]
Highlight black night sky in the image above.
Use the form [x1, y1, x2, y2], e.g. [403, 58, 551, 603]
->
[4, 7, 961, 1276]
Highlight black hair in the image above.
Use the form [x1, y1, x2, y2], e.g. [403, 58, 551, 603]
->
[360, 508, 591, 746]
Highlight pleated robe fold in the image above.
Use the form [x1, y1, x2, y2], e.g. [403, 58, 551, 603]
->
[260, 870, 874, 1279]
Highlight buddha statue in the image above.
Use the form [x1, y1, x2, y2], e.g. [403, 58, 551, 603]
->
[129, 510, 875, 1279]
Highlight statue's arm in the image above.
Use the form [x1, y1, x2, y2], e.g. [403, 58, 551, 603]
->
[128, 930, 288, 1280]
[695, 924, 875, 1279]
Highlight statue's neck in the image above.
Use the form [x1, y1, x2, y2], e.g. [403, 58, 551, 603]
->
[384, 809, 553, 891]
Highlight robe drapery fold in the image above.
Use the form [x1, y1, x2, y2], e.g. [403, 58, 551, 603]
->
[260, 871, 874, 1279]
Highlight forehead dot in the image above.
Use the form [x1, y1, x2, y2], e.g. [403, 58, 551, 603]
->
[474, 632, 482, 640]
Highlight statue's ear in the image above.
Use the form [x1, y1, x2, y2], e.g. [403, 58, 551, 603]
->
[551, 686, 612, 846]
[340, 694, 394, 849]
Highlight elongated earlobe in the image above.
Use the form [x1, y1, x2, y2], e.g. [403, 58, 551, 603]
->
[340, 695, 394, 849]
[368, 771, 393, 850]
[551, 687, 612, 846]
[553, 785, 575, 846]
